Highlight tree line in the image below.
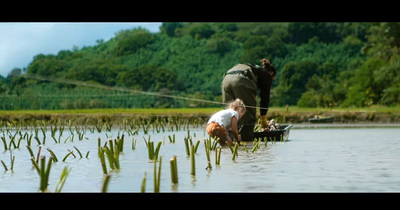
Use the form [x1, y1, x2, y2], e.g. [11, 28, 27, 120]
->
[1, 22, 399, 110]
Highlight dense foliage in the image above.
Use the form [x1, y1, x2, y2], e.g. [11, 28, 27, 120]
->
[1, 22, 399, 110]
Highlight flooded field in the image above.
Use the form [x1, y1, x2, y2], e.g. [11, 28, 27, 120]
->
[1, 124, 400, 192]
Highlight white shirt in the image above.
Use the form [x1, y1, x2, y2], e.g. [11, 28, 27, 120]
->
[207, 109, 239, 131]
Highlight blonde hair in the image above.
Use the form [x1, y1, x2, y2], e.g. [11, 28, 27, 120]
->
[227, 98, 246, 114]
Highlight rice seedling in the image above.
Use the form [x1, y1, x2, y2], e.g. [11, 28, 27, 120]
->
[67, 149, 77, 158]
[51, 136, 58, 144]
[95, 119, 104, 133]
[74, 146, 83, 158]
[226, 141, 234, 154]
[184, 137, 190, 156]
[55, 166, 71, 193]
[131, 137, 137, 150]
[194, 140, 200, 153]
[190, 144, 196, 176]
[154, 156, 162, 193]
[232, 142, 239, 161]
[170, 155, 178, 185]
[36, 146, 42, 164]
[105, 121, 113, 132]
[141, 172, 147, 193]
[142, 120, 151, 134]
[34, 136, 41, 145]
[1, 134, 8, 150]
[27, 133, 33, 146]
[204, 138, 212, 170]
[251, 138, 262, 153]
[62, 150, 74, 162]
[1, 160, 8, 171]
[8, 135, 17, 149]
[9, 152, 15, 171]
[46, 148, 58, 162]
[59, 125, 64, 137]
[116, 135, 124, 152]
[98, 147, 108, 175]
[16, 137, 22, 149]
[101, 174, 111, 193]
[215, 147, 222, 165]
[243, 145, 249, 153]
[168, 134, 175, 143]
[26, 145, 35, 159]
[205, 136, 219, 150]
[77, 131, 84, 141]
[40, 127, 46, 145]
[127, 128, 139, 136]
[146, 140, 162, 161]
[103, 143, 120, 170]
[31, 156, 53, 192]
[50, 125, 57, 138]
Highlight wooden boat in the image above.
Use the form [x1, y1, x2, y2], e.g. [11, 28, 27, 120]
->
[251, 124, 293, 141]
[308, 116, 334, 123]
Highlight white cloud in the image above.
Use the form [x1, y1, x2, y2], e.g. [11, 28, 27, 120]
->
[0, 22, 161, 77]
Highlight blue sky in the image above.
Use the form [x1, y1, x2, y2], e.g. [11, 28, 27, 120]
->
[0, 22, 162, 77]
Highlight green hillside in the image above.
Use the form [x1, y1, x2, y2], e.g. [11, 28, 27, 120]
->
[1, 22, 399, 110]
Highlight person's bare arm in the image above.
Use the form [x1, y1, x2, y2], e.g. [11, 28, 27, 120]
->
[231, 116, 241, 143]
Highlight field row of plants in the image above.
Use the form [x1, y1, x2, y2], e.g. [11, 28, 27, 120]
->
[1, 105, 399, 125]
[0, 115, 280, 192]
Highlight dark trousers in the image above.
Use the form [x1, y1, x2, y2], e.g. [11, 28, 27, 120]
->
[222, 73, 257, 141]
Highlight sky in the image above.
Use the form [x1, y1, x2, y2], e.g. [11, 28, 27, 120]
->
[0, 22, 162, 77]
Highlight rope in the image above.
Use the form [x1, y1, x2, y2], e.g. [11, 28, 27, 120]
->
[20, 74, 268, 110]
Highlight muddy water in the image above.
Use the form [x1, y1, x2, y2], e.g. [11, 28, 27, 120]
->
[1, 126, 400, 192]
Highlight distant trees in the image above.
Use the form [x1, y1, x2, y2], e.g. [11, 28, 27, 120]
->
[116, 64, 183, 92]
[115, 28, 156, 56]
[160, 22, 183, 37]
[2, 22, 400, 110]
[273, 61, 318, 106]
[341, 22, 400, 106]
[189, 23, 215, 40]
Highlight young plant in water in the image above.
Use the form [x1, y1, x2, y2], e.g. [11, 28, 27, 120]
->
[141, 172, 147, 193]
[101, 174, 111, 193]
[55, 166, 71, 193]
[170, 155, 178, 185]
[232, 142, 239, 161]
[215, 147, 222, 165]
[154, 156, 162, 193]
[145, 137, 162, 161]
[204, 139, 212, 170]
[31, 156, 53, 192]
[190, 144, 196, 176]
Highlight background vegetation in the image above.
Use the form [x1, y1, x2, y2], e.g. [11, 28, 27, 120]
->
[1, 22, 399, 110]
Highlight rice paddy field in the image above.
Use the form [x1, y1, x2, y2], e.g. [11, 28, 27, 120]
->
[0, 107, 400, 193]
[0, 106, 399, 193]
[1, 105, 400, 124]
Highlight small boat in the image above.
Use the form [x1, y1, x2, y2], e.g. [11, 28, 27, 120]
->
[251, 124, 293, 141]
[308, 116, 334, 123]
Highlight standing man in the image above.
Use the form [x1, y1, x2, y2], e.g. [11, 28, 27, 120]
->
[222, 58, 276, 141]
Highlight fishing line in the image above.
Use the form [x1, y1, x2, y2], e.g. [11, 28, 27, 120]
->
[20, 74, 268, 111]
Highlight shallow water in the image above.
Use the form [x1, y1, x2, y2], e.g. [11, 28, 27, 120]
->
[1, 126, 400, 192]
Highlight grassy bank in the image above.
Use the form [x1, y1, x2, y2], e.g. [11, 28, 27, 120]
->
[0, 106, 399, 124]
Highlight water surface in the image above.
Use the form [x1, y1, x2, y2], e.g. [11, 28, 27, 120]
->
[1, 126, 399, 192]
